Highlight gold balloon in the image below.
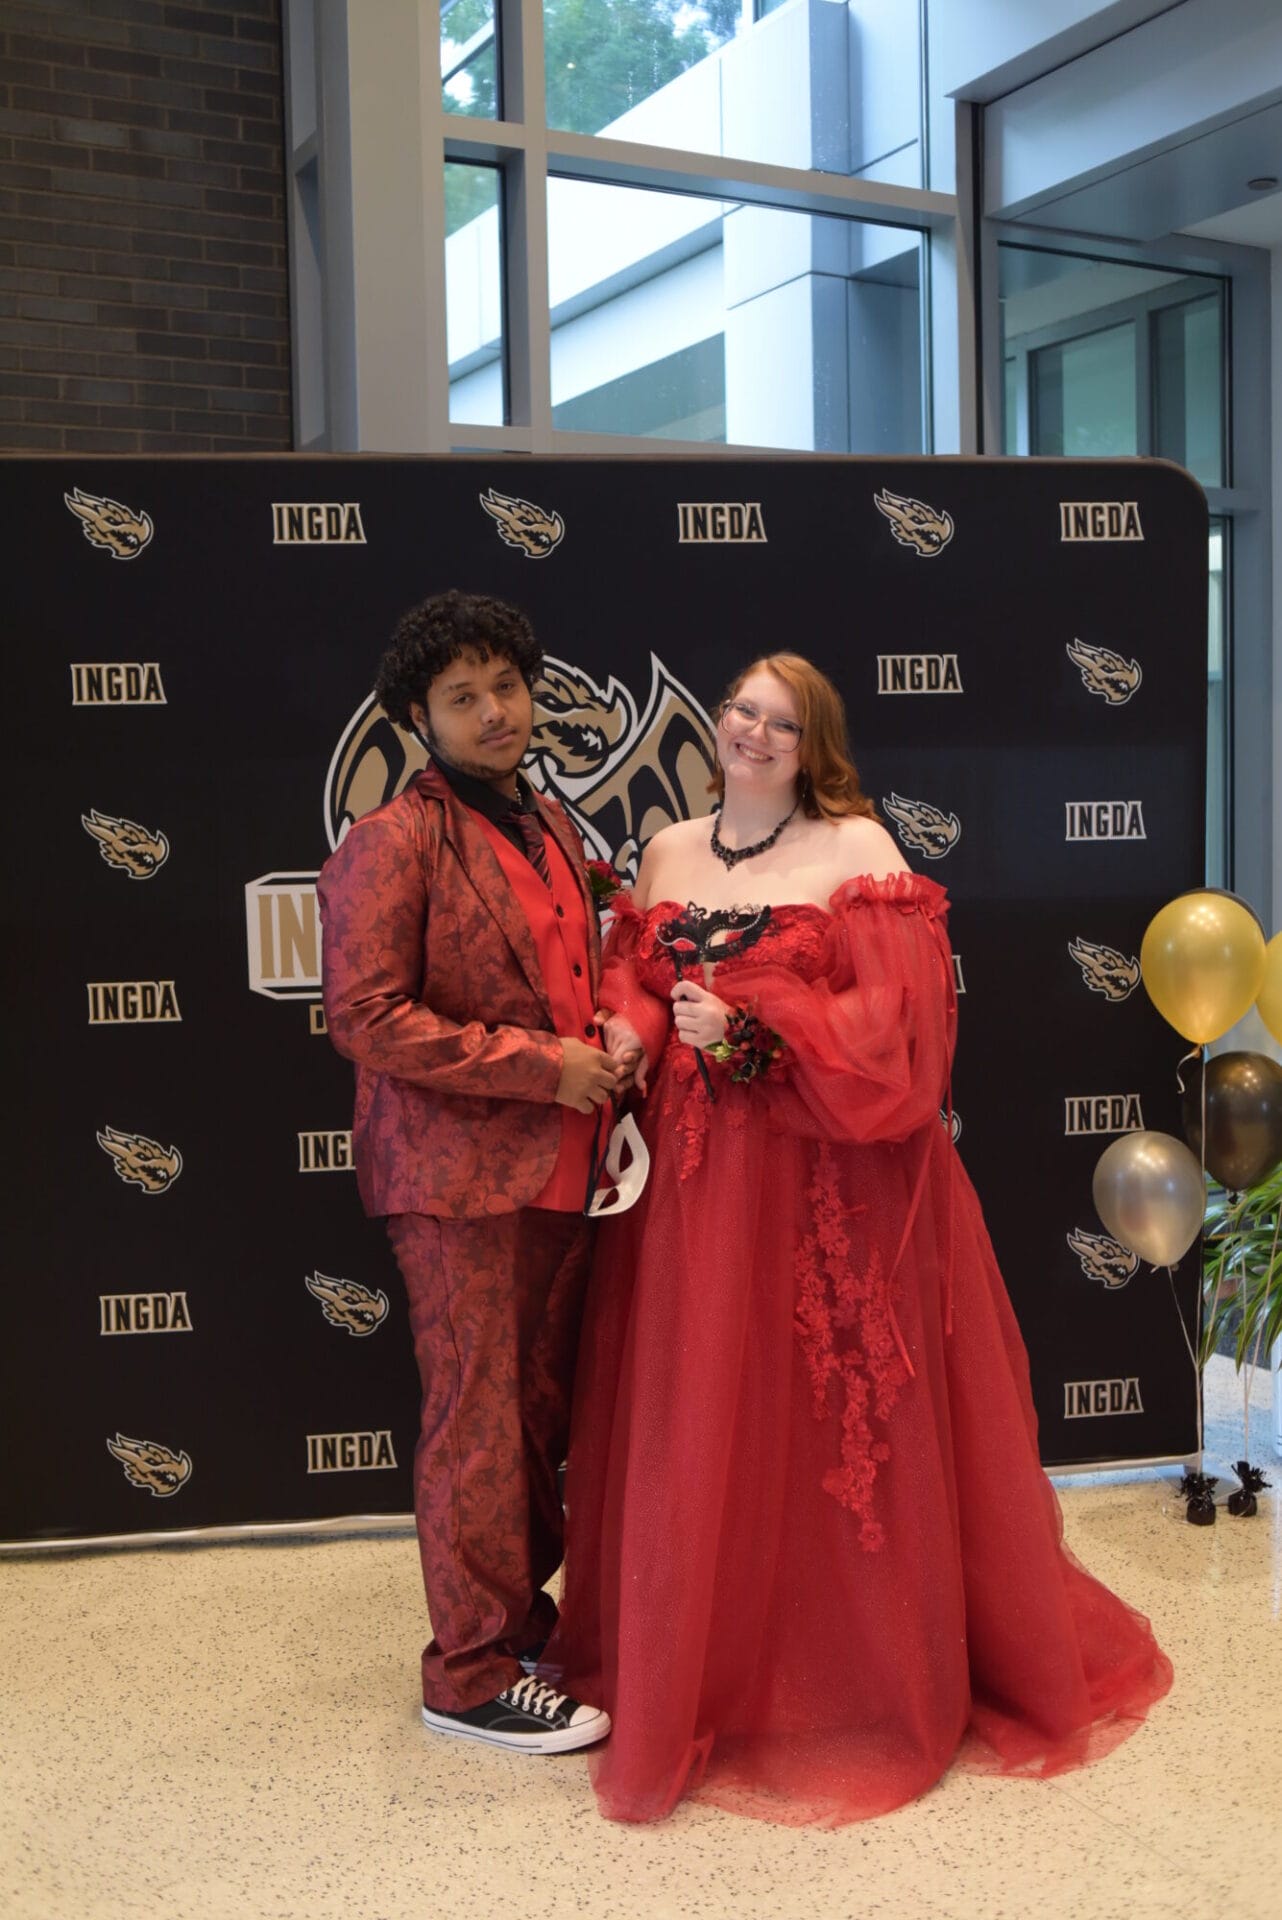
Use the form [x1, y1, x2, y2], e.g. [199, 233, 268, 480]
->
[1257, 931, 1282, 1046]
[1140, 893, 1266, 1044]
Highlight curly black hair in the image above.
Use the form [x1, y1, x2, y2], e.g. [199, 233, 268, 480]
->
[374, 589, 542, 729]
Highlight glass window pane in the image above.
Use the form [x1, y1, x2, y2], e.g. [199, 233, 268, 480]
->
[1206, 519, 1227, 888]
[445, 163, 505, 425]
[542, 0, 922, 185]
[441, 0, 499, 118]
[1154, 295, 1224, 489]
[1003, 355, 1018, 455]
[543, 177, 924, 450]
[1030, 324, 1136, 458]
[544, 0, 734, 134]
[998, 246, 1230, 896]
[999, 246, 1228, 465]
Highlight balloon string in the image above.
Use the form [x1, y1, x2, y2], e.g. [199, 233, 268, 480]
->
[1243, 1195, 1282, 1460]
[1165, 1262, 1200, 1374]
[1207, 1188, 1245, 1364]
[1166, 1263, 1204, 1457]
[1239, 1218, 1249, 1456]
[1244, 1322, 1263, 1462]
[1168, 1045, 1209, 1461]
[1173, 1044, 1201, 1096]
[1190, 1041, 1209, 1406]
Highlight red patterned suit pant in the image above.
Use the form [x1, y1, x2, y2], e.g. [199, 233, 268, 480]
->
[386, 1208, 592, 1712]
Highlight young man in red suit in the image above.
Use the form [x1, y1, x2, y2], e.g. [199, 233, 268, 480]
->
[318, 590, 629, 1753]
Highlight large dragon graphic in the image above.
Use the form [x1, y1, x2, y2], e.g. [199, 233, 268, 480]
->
[326, 654, 716, 880]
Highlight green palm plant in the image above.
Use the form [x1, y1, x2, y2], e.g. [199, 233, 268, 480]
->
[1200, 1160, 1282, 1370]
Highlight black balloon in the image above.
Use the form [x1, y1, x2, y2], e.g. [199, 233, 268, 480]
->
[1182, 1051, 1282, 1192]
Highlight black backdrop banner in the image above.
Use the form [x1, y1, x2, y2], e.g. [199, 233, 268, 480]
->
[4, 454, 1207, 1544]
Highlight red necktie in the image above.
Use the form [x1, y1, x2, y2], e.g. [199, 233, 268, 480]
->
[509, 805, 551, 886]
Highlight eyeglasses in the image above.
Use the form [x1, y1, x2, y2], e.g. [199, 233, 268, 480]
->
[718, 699, 803, 751]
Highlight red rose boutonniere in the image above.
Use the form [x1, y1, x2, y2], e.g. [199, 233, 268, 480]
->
[586, 858, 626, 914]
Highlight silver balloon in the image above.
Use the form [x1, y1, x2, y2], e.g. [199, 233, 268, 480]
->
[1092, 1131, 1205, 1268]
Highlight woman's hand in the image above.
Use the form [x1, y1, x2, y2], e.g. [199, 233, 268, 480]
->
[596, 1012, 649, 1095]
[670, 980, 731, 1051]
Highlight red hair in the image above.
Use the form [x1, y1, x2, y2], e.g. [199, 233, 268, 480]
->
[708, 653, 878, 821]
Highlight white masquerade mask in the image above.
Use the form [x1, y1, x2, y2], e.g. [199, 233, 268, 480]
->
[587, 1111, 650, 1218]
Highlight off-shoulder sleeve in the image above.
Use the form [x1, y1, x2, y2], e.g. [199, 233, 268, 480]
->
[597, 894, 671, 1068]
[733, 873, 956, 1145]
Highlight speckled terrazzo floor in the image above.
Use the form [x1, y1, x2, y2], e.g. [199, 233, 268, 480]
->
[4, 1357, 1278, 1920]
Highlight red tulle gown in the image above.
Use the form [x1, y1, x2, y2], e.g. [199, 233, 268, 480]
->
[544, 874, 1172, 1826]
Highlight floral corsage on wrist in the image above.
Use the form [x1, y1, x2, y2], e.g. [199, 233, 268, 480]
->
[707, 1004, 785, 1084]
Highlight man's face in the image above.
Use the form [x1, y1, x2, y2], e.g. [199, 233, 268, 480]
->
[411, 648, 534, 785]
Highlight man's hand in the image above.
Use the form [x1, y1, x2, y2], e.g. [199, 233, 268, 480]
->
[596, 1012, 648, 1095]
[671, 980, 732, 1051]
[556, 1037, 623, 1113]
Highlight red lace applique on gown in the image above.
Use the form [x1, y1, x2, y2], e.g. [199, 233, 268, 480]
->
[546, 877, 1172, 1826]
[794, 1144, 906, 1552]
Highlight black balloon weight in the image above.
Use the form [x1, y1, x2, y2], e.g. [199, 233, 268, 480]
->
[1178, 1471, 1218, 1526]
[1227, 1460, 1270, 1519]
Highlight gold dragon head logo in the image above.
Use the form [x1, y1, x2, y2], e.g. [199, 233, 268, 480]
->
[81, 809, 169, 880]
[96, 1126, 183, 1194]
[106, 1433, 193, 1496]
[479, 487, 565, 558]
[882, 792, 961, 860]
[64, 487, 154, 560]
[874, 488, 954, 557]
[1065, 639, 1143, 706]
[1068, 937, 1141, 1002]
[305, 1271, 390, 1337]
[1066, 1229, 1140, 1291]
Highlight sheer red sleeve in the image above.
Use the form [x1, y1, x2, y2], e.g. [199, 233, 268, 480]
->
[734, 873, 956, 1144]
[597, 893, 671, 1068]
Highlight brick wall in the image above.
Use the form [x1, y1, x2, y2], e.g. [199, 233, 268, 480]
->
[0, 0, 291, 452]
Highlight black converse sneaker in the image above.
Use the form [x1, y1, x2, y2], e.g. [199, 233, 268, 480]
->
[421, 1676, 610, 1753]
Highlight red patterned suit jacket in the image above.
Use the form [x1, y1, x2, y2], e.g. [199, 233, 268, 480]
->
[318, 764, 602, 1218]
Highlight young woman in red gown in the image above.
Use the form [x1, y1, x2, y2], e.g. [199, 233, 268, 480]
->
[543, 653, 1172, 1826]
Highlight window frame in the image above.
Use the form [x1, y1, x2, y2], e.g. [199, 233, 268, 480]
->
[982, 219, 1271, 908]
[1000, 260, 1230, 485]
[283, 0, 968, 458]
[280, 5, 1270, 910]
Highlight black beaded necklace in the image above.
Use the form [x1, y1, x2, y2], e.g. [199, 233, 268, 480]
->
[710, 801, 798, 870]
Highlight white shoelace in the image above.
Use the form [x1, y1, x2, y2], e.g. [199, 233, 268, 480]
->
[502, 1676, 568, 1721]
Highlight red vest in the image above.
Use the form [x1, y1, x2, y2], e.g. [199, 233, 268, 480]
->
[475, 815, 601, 1211]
